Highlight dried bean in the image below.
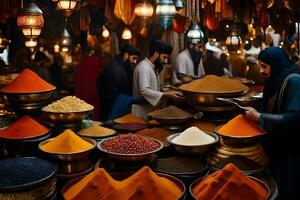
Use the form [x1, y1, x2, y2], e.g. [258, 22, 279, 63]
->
[101, 134, 160, 154]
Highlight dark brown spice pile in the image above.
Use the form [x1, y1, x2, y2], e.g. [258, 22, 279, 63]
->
[135, 128, 172, 147]
[212, 156, 262, 172]
[149, 106, 192, 119]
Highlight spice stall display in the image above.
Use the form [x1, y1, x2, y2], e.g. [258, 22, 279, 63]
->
[39, 129, 96, 177]
[0, 68, 56, 115]
[191, 163, 269, 200]
[0, 115, 51, 158]
[0, 157, 57, 200]
[63, 166, 184, 200]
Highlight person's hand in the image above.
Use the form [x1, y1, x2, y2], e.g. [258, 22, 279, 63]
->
[163, 90, 185, 103]
[243, 106, 261, 122]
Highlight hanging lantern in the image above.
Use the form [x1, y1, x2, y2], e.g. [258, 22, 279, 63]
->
[0, 31, 10, 53]
[60, 27, 72, 52]
[226, 24, 242, 52]
[186, 23, 204, 44]
[102, 26, 110, 38]
[134, 1, 154, 18]
[156, 0, 176, 29]
[25, 38, 37, 51]
[174, 0, 184, 11]
[121, 27, 132, 40]
[56, 0, 78, 17]
[54, 44, 60, 53]
[17, 0, 44, 39]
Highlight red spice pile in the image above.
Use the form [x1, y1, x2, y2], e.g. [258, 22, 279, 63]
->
[0, 116, 49, 139]
[0, 68, 55, 93]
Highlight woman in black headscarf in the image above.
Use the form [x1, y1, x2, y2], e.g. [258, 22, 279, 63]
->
[244, 47, 300, 200]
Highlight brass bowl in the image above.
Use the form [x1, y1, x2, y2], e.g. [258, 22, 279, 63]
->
[38, 137, 96, 161]
[62, 171, 186, 200]
[189, 175, 270, 200]
[166, 132, 219, 154]
[41, 108, 93, 124]
[97, 137, 163, 161]
[214, 125, 266, 147]
[1, 89, 56, 115]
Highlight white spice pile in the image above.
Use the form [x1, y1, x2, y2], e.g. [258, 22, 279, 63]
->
[172, 126, 215, 146]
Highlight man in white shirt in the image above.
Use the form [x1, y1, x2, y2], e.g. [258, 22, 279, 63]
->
[172, 37, 206, 85]
[132, 39, 184, 118]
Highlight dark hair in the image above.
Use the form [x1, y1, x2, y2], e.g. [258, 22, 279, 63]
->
[120, 44, 141, 57]
[149, 39, 173, 56]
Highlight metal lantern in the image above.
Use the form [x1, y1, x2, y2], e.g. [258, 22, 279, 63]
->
[187, 23, 204, 44]
[156, 0, 176, 29]
[174, 0, 184, 11]
[60, 27, 72, 52]
[56, 0, 78, 17]
[17, 0, 44, 39]
[226, 25, 242, 52]
[134, 1, 154, 18]
[0, 31, 10, 53]
[121, 27, 132, 40]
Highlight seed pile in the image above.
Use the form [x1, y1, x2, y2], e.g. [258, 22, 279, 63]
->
[42, 96, 93, 113]
[0, 157, 56, 188]
[149, 106, 192, 119]
[179, 75, 249, 93]
[101, 134, 160, 154]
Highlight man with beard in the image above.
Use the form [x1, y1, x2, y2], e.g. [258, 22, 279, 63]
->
[244, 47, 300, 200]
[172, 36, 206, 85]
[132, 39, 185, 118]
[97, 44, 142, 121]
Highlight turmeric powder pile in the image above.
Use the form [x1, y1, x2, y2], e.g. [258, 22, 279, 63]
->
[192, 163, 268, 200]
[40, 129, 94, 154]
[64, 166, 182, 200]
[78, 122, 116, 137]
[179, 75, 249, 93]
[114, 114, 146, 124]
[218, 114, 264, 137]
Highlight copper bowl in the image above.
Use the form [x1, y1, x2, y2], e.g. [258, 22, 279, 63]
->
[62, 171, 186, 200]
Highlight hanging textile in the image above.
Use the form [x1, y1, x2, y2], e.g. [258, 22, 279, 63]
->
[114, 0, 136, 26]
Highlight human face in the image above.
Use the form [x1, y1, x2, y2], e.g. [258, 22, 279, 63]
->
[159, 53, 169, 64]
[193, 43, 204, 53]
[129, 55, 139, 64]
[258, 60, 271, 79]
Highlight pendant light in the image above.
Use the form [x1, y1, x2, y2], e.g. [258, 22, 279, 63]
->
[60, 27, 72, 52]
[226, 23, 242, 52]
[17, 0, 44, 39]
[187, 23, 204, 44]
[174, 0, 184, 12]
[56, 0, 78, 17]
[156, 0, 176, 29]
[121, 27, 132, 40]
[25, 38, 38, 52]
[134, 1, 154, 19]
[102, 25, 110, 38]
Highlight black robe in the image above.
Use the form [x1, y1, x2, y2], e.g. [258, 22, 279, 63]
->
[97, 55, 132, 121]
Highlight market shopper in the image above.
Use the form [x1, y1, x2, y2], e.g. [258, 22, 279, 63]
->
[244, 47, 300, 200]
[132, 39, 184, 118]
[172, 34, 206, 85]
[97, 44, 142, 121]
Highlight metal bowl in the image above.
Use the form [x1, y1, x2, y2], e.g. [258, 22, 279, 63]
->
[62, 171, 186, 200]
[166, 132, 219, 154]
[182, 90, 248, 110]
[214, 125, 266, 147]
[189, 174, 270, 200]
[97, 137, 163, 161]
[1, 90, 56, 115]
[38, 137, 96, 161]
[41, 108, 93, 124]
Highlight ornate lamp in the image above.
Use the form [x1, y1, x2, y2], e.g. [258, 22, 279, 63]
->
[186, 23, 204, 44]
[25, 38, 38, 52]
[156, 0, 176, 29]
[0, 31, 10, 53]
[134, 1, 154, 18]
[226, 24, 242, 52]
[60, 27, 72, 52]
[56, 0, 78, 17]
[17, 0, 44, 39]
[174, 0, 184, 12]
